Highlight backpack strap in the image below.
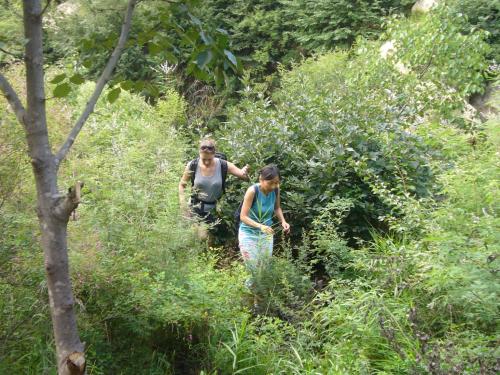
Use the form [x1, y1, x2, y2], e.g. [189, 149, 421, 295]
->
[220, 159, 228, 193]
[189, 158, 198, 187]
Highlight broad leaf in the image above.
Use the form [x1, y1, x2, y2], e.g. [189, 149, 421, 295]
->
[196, 50, 212, 69]
[224, 49, 237, 66]
[69, 74, 85, 85]
[107, 87, 121, 103]
[51, 73, 67, 84]
[53, 83, 71, 98]
[120, 80, 134, 90]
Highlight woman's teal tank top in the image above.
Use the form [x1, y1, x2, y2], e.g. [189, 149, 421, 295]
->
[239, 184, 276, 235]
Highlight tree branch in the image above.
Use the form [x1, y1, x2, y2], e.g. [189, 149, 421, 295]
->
[52, 181, 84, 220]
[39, 0, 52, 16]
[54, 0, 137, 168]
[0, 47, 24, 60]
[0, 73, 27, 127]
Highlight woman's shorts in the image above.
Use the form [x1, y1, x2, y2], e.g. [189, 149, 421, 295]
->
[238, 229, 273, 269]
[192, 206, 217, 224]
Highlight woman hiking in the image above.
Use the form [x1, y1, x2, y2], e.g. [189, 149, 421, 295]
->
[179, 137, 249, 242]
[238, 164, 290, 287]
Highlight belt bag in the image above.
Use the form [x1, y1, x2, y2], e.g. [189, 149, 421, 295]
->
[191, 197, 217, 213]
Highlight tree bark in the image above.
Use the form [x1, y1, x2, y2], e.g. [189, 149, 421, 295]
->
[17, 1, 138, 373]
[0, 1, 138, 373]
[23, 1, 85, 374]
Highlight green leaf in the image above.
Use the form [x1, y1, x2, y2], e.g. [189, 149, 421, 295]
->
[193, 67, 210, 81]
[224, 49, 237, 66]
[148, 42, 162, 55]
[200, 31, 213, 46]
[188, 13, 201, 26]
[120, 80, 134, 90]
[146, 84, 160, 97]
[53, 83, 71, 98]
[69, 74, 85, 85]
[165, 51, 178, 64]
[82, 59, 93, 69]
[82, 39, 94, 50]
[103, 36, 116, 49]
[216, 28, 229, 36]
[196, 50, 212, 69]
[51, 73, 67, 84]
[107, 87, 121, 104]
[213, 66, 223, 87]
[134, 80, 145, 91]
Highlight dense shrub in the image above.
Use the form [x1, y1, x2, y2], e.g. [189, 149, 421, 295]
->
[282, 0, 413, 51]
[0, 73, 250, 373]
[206, 85, 499, 375]
[201, 0, 412, 82]
[448, 0, 500, 61]
[218, 6, 490, 242]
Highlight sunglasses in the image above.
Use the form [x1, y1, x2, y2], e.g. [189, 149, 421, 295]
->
[200, 145, 215, 152]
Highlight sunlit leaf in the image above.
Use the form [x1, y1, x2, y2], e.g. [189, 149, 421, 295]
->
[134, 81, 145, 91]
[107, 87, 121, 103]
[120, 80, 134, 90]
[224, 49, 237, 66]
[82, 59, 93, 69]
[51, 73, 67, 84]
[69, 74, 85, 85]
[53, 83, 71, 98]
[148, 42, 162, 55]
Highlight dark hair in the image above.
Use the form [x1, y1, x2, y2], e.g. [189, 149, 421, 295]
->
[259, 164, 280, 180]
[199, 137, 216, 148]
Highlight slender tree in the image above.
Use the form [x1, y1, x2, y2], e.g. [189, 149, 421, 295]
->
[0, 1, 136, 373]
[1, 1, 238, 371]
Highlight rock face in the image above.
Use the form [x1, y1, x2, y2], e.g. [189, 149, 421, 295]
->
[379, 40, 410, 75]
[411, 0, 438, 14]
[57, 1, 80, 16]
[470, 82, 500, 121]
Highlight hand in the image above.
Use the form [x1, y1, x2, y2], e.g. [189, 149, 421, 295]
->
[281, 221, 290, 234]
[259, 224, 274, 235]
[181, 206, 191, 219]
[241, 165, 250, 181]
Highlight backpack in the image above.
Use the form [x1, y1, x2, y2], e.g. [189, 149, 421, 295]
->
[233, 185, 279, 232]
[189, 152, 228, 202]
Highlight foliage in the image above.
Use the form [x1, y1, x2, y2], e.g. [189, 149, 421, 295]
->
[218, 6, 490, 242]
[42, 0, 240, 100]
[0, 2, 25, 65]
[204, 85, 500, 375]
[2, 4, 499, 374]
[0, 65, 59, 374]
[0, 72, 250, 373]
[61, 83, 249, 373]
[201, 0, 412, 84]
[305, 199, 354, 278]
[282, 0, 412, 51]
[448, 0, 500, 61]
[248, 245, 314, 321]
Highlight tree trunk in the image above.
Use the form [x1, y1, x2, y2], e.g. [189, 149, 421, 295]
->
[23, 1, 85, 374]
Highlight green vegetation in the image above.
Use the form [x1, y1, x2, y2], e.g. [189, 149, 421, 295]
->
[1, 1, 499, 374]
[218, 6, 490, 241]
